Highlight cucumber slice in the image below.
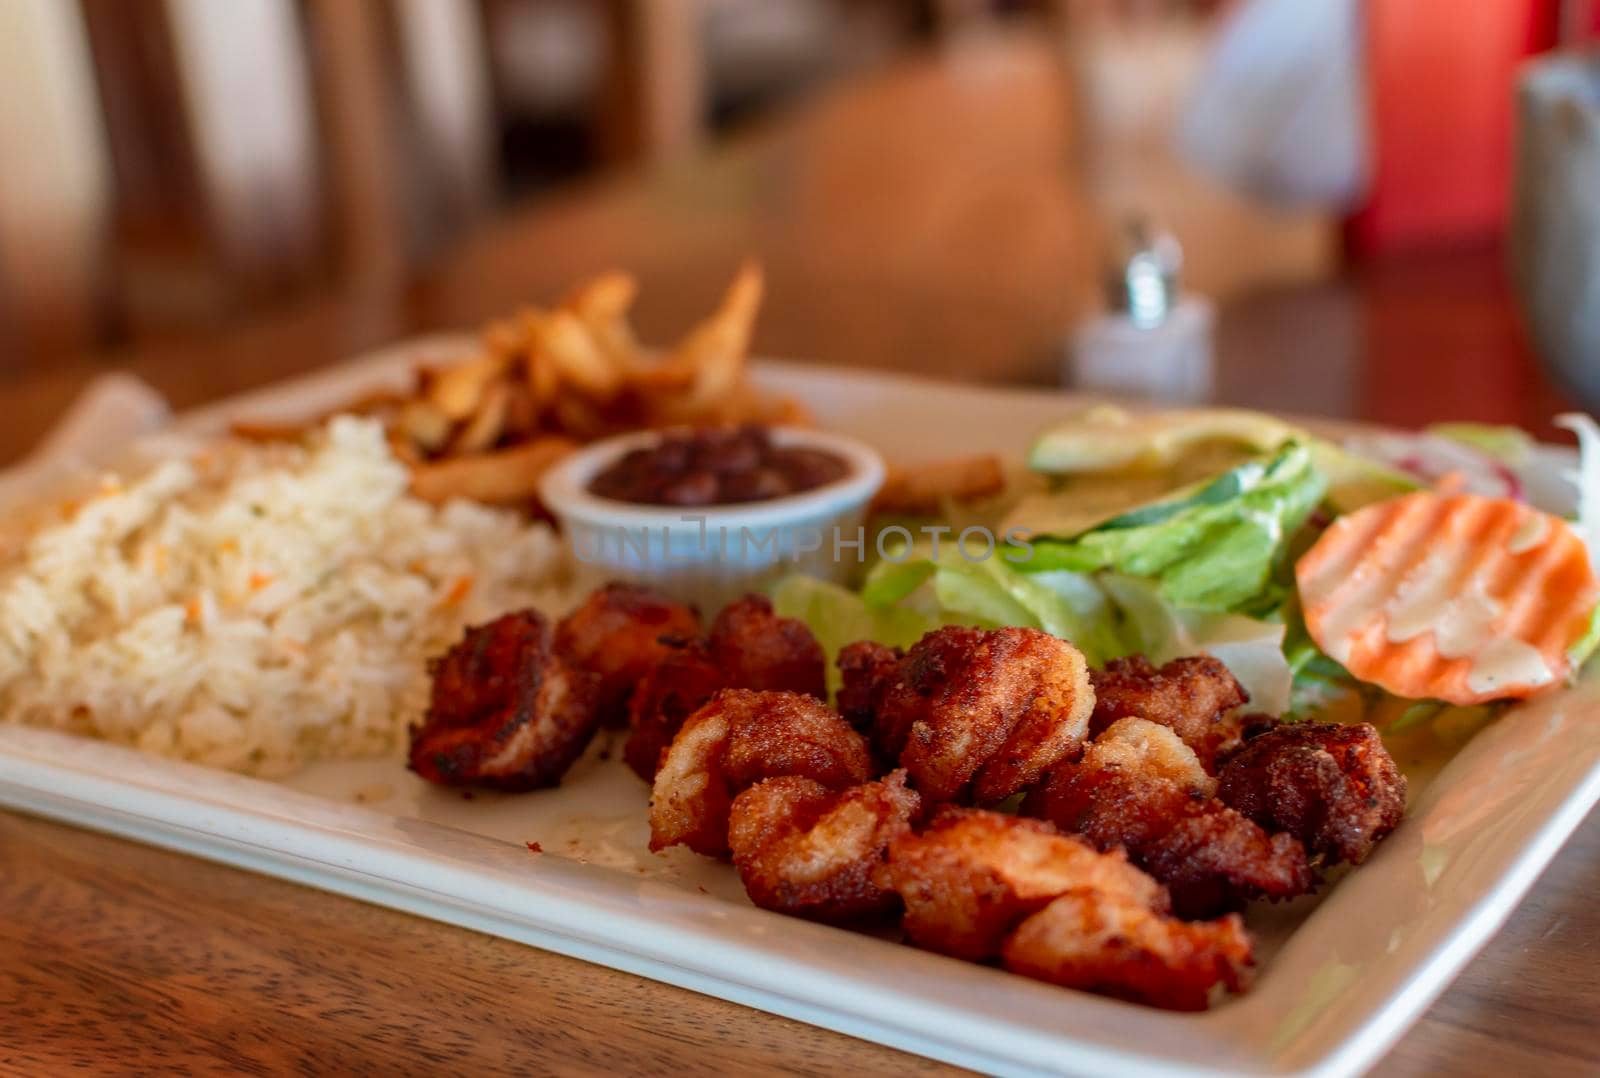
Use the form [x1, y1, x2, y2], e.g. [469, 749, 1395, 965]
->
[1005, 445, 1298, 541]
[1028, 405, 1301, 475]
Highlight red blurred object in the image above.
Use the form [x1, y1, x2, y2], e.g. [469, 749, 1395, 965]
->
[1356, 242, 1574, 440]
[1348, 0, 1562, 256]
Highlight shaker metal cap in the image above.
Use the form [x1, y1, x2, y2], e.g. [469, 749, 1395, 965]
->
[1105, 217, 1183, 329]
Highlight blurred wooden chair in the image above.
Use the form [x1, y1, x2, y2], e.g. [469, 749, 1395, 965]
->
[0, 0, 935, 365]
[0, 0, 498, 362]
[0, 0, 711, 362]
[0, 2, 113, 360]
[596, 0, 706, 163]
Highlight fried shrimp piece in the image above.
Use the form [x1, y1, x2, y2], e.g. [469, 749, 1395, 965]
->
[649, 690, 872, 857]
[875, 626, 1094, 804]
[835, 640, 904, 736]
[623, 637, 724, 781]
[1199, 711, 1280, 774]
[872, 807, 1168, 961]
[729, 770, 921, 923]
[553, 582, 700, 726]
[1089, 655, 1249, 772]
[623, 594, 828, 781]
[1136, 806, 1313, 919]
[707, 594, 828, 699]
[1025, 719, 1312, 917]
[409, 611, 601, 790]
[1217, 721, 1407, 866]
[1002, 892, 1254, 1011]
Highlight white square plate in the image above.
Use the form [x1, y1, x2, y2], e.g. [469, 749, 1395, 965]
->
[3, 340, 1598, 1078]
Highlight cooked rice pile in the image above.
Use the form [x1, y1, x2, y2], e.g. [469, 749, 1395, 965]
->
[0, 416, 573, 775]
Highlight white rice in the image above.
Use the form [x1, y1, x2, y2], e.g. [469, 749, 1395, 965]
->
[0, 416, 574, 775]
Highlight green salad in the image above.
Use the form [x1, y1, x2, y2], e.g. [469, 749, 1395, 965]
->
[773, 405, 1600, 738]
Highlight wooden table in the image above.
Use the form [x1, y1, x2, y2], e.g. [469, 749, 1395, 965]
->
[2, 31, 1594, 1078]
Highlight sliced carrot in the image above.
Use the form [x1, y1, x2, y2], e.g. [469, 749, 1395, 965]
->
[1296, 492, 1598, 705]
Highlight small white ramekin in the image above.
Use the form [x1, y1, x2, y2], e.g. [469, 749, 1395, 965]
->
[539, 426, 885, 608]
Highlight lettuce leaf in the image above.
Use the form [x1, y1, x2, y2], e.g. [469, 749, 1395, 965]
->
[1016, 441, 1326, 611]
[1568, 600, 1600, 672]
[774, 557, 1296, 714]
[856, 544, 1120, 666]
[768, 575, 937, 691]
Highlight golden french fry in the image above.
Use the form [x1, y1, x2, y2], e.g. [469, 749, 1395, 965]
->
[680, 261, 763, 406]
[230, 419, 310, 443]
[396, 399, 454, 454]
[230, 390, 407, 443]
[562, 271, 640, 367]
[338, 389, 408, 417]
[642, 378, 801, 432]
[526, 347, 561, 411]
[421, 353, 509, 421]
[631, 262, 764, 401]
[762, 395, 814, 427]
[241, 263, 784, 511]
[408, 437, 576, 506]
[872, 455, 1007, 515]
[627, 356, 697, 394]
[533, 309, 625, 399]
[650, 378, 750, 427]
[550, 391, 616, 441]
[697, 385, 812, 428]
[482, 317, 524, 359]
[386, 428, 422, 467]
[562, 271, 635, 315]
[446, 380, 510, 455]
[637, 387, 703, 427]
[501, 378, 538, 440]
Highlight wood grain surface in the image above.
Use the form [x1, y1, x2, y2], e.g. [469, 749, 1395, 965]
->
[0, 30, 1593, 1078]
[0, 811, 964, 1076]
[3, 805, 1598, 1076]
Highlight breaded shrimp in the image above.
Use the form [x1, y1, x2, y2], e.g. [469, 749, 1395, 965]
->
[1217, 721, 1406, 866]
[1025, 718, 1312, 918]
[835, 639, 904, 736]
[649, 690, 872, 857]
[553, 582, 700, 727]
[624, 637, 725, 781]
[1089, 655, 1249, 772]
[1027, 718, 1314, 914]
[409, 611, 600, 791]
[1002, 892, 1254, 1011]
[876, 626, 1094, 804]
[708, 594, 827, 699]
[624, 593, 828, 781]
[871, 807, 1168, 961]
[729, 769, 921, 922]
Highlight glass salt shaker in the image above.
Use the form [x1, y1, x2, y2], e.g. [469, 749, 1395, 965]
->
[1066, 218, 1215, 404]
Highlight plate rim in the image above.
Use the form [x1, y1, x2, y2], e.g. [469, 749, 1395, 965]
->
[0, 341, 1595, 1078]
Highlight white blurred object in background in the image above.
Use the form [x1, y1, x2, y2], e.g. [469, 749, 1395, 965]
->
[1179, 0, 1368, 209]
